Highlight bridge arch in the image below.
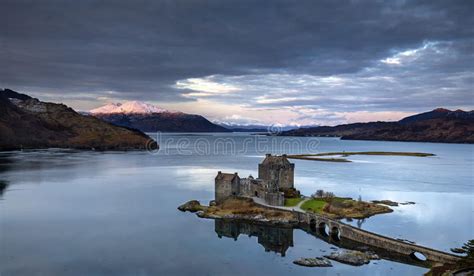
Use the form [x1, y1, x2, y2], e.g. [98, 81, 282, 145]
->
[330, 226, 341, 241]
[318, 222, 329, 237]
[410, 251, 427, 262]
[309, 218, 316, 232]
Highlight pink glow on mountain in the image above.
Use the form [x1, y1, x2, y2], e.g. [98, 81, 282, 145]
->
[90, 101, 168, 114]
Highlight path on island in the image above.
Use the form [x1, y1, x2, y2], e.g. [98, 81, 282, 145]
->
[252, 196, 309, 213]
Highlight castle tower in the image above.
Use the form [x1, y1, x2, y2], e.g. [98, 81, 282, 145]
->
[215, 171, 240, 204]
[258, 154, 294, 190]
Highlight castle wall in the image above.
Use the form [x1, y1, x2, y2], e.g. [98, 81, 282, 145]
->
[278, 163, 294, 190]
[258, 163, 294, 190]
[254, 182, 266, 198]
[231, 176, 240, 196]
[258, 163, 271, 183]
[264, 191, 285, 206]
[239, 178, 252, 197]
[215, 179, 232, 204]
[215, 173, 240, 204]
[240, 178, 266, 198]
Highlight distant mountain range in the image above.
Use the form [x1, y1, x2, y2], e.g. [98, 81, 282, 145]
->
[90, 102, 229, 132]
[0, 89, 154, 150]
[2, 88, 472, 149]
[216, 123, 306, 132]
[280, 108, 474, 143]
[90, 102, 316, 133]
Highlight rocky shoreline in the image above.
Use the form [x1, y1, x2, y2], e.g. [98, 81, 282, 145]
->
[178, 198, 299, 226]
[178, 196, 397, 225]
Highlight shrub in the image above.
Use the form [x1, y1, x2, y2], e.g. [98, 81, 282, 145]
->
[325, 192, 335, 198]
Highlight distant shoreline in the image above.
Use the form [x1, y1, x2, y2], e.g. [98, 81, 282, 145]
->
[277, 108, 474, 144]
[286, 151, 435, 163]
[274, 134, 474, 144]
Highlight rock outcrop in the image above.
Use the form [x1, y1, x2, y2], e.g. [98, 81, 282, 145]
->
[177, 200, 205, 212]
[293, 257, 332, 267]
[371, 200, 399, 206]
[324, 249, 380, 266]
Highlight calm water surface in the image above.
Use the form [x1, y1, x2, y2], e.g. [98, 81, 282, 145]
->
[0, 134, 473, 275]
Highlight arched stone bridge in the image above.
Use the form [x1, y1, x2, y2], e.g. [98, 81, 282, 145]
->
[254, 200, 461, 266]
[297, 212, 461, 265]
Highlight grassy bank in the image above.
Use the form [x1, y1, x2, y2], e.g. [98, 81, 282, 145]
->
[300, 199, 327, 213]
[300, 197, 393, 219]
[284, 197, 304, 207]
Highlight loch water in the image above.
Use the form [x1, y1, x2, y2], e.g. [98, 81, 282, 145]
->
[0, 133, 472, 275]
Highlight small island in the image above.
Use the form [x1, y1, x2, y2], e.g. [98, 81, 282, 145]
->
[179, 154, 393, 222]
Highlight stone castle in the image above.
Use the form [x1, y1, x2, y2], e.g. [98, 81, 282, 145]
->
[215, 154, 295, 206]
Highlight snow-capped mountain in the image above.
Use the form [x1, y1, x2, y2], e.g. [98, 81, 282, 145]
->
[90, 101, 168, 114]
[89, 101, 230, 132]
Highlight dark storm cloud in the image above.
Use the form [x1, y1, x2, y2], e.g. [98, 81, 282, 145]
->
[0, 0, 473, 108]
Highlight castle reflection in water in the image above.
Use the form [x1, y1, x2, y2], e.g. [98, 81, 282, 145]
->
[214, 219, 294, 256]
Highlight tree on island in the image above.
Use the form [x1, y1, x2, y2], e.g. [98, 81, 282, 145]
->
[451, 240, 474, 267]
[311, 189, 335, 199]
[313, 189, 324, 198]
[451, 239, 474, 256]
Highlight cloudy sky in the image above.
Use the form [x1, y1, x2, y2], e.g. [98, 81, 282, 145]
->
[1, 0, 473, 125]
